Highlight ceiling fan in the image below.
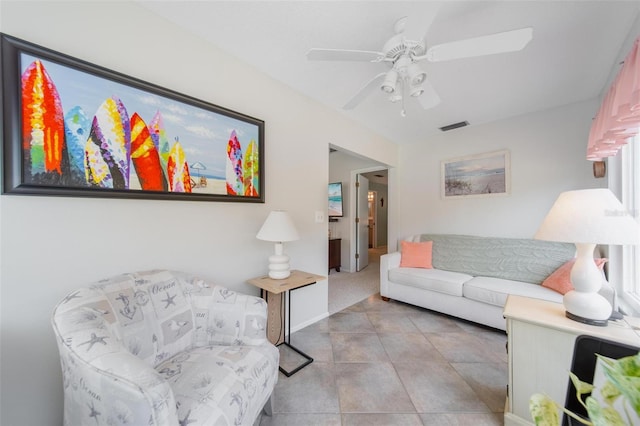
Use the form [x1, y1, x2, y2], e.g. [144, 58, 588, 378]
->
[306, 17, 533, 116]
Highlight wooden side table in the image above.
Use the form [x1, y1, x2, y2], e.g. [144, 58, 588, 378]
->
[328, 238, 341, 272]
[503, 295, 640, 425]
[247, 269, 325, 376]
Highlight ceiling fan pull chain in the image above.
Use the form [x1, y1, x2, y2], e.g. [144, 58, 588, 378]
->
[401, 79, 407, 117]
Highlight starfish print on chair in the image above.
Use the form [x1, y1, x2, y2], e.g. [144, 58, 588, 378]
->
[88, 401, 101, 424]
[78, 333, 108, 351]
[162, 291, 177, 309]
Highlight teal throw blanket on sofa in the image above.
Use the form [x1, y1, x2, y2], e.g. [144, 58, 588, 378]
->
[417, 234, 575, 285]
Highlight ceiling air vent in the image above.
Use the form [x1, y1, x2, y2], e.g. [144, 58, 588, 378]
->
[439, 121, 469, 132]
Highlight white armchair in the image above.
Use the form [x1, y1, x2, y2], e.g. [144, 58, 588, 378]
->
[51, 269, 279, 426]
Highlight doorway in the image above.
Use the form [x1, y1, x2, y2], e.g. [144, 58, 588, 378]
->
[358, 169, 389, 266]
[327, 168, 389, 314]
[328, 148, 391, 313]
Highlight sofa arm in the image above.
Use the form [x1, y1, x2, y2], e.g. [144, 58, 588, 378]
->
[52, 309, 178, 426]
[380, 252, 401, 297]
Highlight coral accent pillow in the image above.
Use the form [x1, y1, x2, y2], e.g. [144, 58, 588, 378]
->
[400, 240, 433, 269]
[542, 258, 608, 295]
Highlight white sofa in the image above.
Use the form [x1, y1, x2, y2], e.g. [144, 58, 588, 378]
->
[380, 234, 579, 330]
[51, 269, 279, 426]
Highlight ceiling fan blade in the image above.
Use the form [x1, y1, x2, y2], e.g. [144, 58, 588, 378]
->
[425, 27, 533, 62]
[401, 9, 439, 46]
[416, 79, 441, 110]
[343, 73, 386, 110]
[306, 48, 385, 62]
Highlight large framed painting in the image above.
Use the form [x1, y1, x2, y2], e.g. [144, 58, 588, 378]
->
[1, 33, 264, 202]
[441, 150, 510, 199]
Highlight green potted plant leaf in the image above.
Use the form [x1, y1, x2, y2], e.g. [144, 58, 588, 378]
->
[530, 353, 640, 426]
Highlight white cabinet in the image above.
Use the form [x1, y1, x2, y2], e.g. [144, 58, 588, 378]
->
[503, 295, 640, 426]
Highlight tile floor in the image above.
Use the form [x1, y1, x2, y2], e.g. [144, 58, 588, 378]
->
[261, 294, 508, 425]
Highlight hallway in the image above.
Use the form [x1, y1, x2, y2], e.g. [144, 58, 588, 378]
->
[328, 246, 387, 314]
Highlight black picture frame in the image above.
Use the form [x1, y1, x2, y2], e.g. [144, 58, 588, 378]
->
[1, 33, 265, 203]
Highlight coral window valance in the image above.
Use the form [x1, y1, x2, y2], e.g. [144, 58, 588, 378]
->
[587, 36, 640, 161]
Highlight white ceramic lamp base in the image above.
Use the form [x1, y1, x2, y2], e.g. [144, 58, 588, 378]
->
[268, 242, 291, 279]
[563, 242, 611, 326]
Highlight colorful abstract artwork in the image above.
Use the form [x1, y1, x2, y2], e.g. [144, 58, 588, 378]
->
[1, 33, 264, 202]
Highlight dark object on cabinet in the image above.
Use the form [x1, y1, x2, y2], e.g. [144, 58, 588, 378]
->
[329, 238, 341, 273]
[563, 335, 639, 426]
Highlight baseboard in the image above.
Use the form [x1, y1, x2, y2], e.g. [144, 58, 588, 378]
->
[288, 311, 329, 335]
[504, 412, 533, 426]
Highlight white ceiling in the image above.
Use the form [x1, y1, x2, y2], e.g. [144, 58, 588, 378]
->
[140, 1, 640, 146]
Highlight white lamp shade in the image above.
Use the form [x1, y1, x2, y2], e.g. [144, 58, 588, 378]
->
[256, 210, 299, 242]
[535, 189, 640, 246]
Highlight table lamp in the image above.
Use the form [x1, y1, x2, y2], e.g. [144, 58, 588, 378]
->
[535, 188, 640, 326]
[256, 210, 300, 279]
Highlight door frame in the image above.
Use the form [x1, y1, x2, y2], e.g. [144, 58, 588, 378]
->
[355, 174, 369, 271]
[368, 190, 377, 249]
[348, 166, 389, 272]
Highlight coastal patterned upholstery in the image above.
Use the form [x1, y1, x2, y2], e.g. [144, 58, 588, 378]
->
[51, 269, 279, 426]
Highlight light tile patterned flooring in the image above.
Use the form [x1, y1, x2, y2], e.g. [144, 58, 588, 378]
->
[261, 294, 508, 425]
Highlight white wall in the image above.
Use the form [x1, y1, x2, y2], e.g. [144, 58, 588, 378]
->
[396, 100, 605, 243]
[0, 2, 398, 425]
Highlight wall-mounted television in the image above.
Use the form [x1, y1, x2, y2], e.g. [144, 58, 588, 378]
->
[328, 182, 344, 218]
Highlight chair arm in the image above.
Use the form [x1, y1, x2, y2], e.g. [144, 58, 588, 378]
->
[380, 252, 401, 297]
[178, 272, 269, 347]
[52, 309, 178, 425]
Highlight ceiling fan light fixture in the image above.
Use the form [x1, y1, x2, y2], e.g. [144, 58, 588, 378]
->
[407, 63, 427, 85]
[381, 69, 398, 93]
[410, 84, 424, 97]
[309, 18, 534, 113]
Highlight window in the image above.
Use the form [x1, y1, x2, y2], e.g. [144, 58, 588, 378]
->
[619, 134, 640, 315]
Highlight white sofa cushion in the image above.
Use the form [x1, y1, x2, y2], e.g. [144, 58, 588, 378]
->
[463, 276, 563, 307]
[388, 267, 473, 296]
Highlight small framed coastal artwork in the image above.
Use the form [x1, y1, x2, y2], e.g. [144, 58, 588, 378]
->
[1, 33, 264, 203]
[441, 150, 510, 199]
